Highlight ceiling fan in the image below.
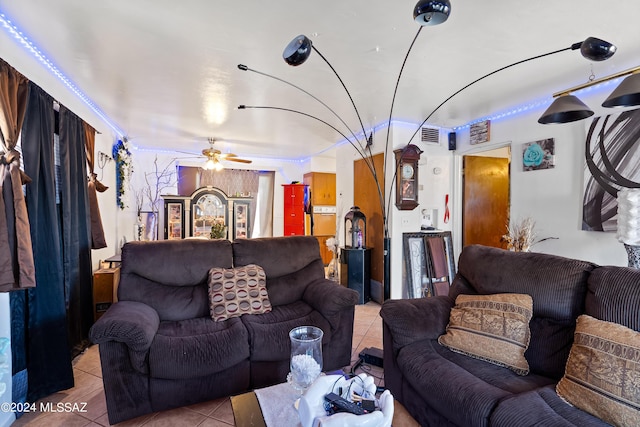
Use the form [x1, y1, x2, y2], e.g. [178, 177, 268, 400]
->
[201, 138, 252, 171]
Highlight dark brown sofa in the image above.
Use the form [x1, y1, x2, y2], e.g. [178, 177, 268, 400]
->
[381, 244, 640, 426]
[89, 236, 358, 424]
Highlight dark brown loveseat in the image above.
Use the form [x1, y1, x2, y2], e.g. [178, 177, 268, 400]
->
[89, 236, 358, 424]
[381, 244, 640, 426]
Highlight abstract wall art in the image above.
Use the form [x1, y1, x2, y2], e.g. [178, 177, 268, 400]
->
[582, 108, 640, 232]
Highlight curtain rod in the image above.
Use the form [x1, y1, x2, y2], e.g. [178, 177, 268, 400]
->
[52, 100, 102, 134]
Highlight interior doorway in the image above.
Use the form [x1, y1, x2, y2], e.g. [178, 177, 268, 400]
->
[462, 146, 511, 249]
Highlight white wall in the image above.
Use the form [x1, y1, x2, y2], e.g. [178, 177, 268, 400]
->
[335, 105, 631, 300]
[453, 107, 628, 267]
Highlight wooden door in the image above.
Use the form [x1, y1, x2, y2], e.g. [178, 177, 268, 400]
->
[354, 153, 384, 283]
[463, 155, 510, 249]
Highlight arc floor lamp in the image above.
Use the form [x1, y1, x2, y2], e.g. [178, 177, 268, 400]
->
[237, 0, 633, 300]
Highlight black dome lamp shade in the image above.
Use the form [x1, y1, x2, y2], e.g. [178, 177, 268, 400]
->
[283, 35, 313, 66]
[413, 0, 451, 26]
[538, 94, 594, 124]
[602, 72, 640, 108]
[578, 37, 617, 61]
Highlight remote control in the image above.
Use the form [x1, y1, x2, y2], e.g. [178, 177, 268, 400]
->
[324, 392, 366, 415]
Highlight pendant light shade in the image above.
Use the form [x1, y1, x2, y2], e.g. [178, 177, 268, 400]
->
[602, 73, 640, 108]
[283, 35, 313, 66]
[538, 95, 594, 124]
[413, 0, 451, 26]
[579, 37, 617, 61]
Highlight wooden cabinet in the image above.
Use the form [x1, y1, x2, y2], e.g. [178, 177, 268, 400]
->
[303, 172, 336, 206]
[283, 184, 307, 236]
[93, 267, 120, 322]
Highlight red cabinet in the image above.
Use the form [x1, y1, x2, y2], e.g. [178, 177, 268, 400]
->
[283, 184, 307, 236]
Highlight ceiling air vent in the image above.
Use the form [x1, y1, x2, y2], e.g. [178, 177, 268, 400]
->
[421, 127, 440, 145]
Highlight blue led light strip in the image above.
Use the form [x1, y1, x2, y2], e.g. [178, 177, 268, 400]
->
[0, 11, 126, 137]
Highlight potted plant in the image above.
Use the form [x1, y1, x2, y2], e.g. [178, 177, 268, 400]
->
[210, 222, 227, 239]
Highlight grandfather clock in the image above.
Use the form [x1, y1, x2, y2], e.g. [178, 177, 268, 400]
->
[394, 144, 423, 211]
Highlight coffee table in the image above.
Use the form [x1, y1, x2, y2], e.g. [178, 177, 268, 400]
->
[231, 384, 419, 427]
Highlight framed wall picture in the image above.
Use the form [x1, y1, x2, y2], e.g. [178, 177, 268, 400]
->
[140, 211, 158, 241]
[522, 138, 555, 171]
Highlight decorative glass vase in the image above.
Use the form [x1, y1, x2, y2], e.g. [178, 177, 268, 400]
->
[287, 326, 323, 393]
[134, 215, 145, 241]
[327, 255, 339, 282]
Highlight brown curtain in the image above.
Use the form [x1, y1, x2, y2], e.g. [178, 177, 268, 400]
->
[84, 122, 107, 249]
[0, 59, 35, 291]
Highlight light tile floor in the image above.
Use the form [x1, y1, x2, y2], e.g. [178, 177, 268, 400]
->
[13, 302, 403, 427]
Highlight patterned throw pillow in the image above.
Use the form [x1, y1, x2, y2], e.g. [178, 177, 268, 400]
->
[438, 293, 533, 375]
[207, 264, 271, 322]
[556, 315, 640, 427]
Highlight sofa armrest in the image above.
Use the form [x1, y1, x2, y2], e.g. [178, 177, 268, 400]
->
[303, 278, 359, 329]
[380, 296, 453, 350]
[89, 301, 160, 352]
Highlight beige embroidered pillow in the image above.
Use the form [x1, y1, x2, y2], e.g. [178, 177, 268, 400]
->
[438, 293, 533, 375]
[207, 264, 271, 321]
[556, 315, 640, 427]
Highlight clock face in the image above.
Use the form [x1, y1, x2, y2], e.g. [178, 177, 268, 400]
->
[402, 164, 414, 179]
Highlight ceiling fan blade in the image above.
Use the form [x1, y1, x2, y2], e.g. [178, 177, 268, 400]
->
[226, 158, 252, 164]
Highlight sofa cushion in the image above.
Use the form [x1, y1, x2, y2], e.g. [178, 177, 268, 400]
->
[396, 338, 555, 427]
[232, 236, 326, 306]
[207, 264, 271, 321]
[118, 239, 234, 321]
[240, 300, 332, 362]
[149, 316, 249, 380]
[450, 245, 596, 379]
[490, 385, 611, 427]
[585, 266, 640, 331]
[438, 293, 533, 375]
[556, 315, 640, 427]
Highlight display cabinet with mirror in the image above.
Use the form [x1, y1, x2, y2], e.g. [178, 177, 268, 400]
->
[403, 231, 456, 298]
[161, 187, 252, 240]
[191, 188, 228, 238]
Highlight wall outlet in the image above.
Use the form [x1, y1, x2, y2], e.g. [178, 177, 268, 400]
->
[401, 217, 410, 226]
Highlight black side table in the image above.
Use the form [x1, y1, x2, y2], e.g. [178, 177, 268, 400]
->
[339, 247, 371, 304]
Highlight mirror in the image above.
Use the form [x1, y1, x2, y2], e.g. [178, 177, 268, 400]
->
[403, 231, 456, 298]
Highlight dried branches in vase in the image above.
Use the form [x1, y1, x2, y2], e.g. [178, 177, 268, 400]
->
[502, 217, 557, 252]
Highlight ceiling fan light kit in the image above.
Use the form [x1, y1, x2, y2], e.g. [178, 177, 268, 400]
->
[201, 138, 252, 170]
